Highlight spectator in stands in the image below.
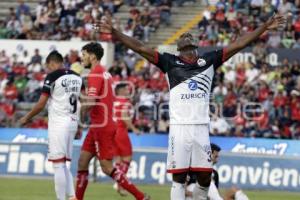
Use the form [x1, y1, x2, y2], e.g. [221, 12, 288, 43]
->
[3, 79, 18, 101]
[176, 0, 196, 7]
[0, 20, 8, 39]
[267, 31, 282, 48]
[0, 50, 10, 70]
[278, 0, 293, 15]
[150, 6, 161, 31]
[293, 15, 300, 39]
[24, 75, 40, 102]
[210, 115, 231, 136]
[6, 15, 22, 39]
[16, 0, 30, 20]
[249, 0, 263, 17]
[30, 49, 42, 64]
[159, 0, 172, 26]
[18, 51, 31, 66]
[140, 6, 151, 42]
[47, 4, 60, 33]
[213, 82, 227, 104]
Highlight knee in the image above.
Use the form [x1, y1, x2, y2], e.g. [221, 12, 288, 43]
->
[100, 161, 114, 176]
[196, 172, 212, 187]
[173, 172, 188, 184]
[101, 166, 112, 176]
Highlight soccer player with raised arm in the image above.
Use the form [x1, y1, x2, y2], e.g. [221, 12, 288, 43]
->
[95, 14, 286, 200]
[75, 42, 149, 200]
[19, 51, 84, 200]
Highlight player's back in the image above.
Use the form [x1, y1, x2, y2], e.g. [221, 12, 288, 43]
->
[87, 65, 116, 129]
[42, 68, 83, 123]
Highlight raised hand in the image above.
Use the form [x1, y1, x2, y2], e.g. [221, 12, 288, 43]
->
[266, 14, 287, 31]
[93, 16, 113, 33]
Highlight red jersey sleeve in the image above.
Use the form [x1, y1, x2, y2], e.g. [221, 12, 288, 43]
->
[87, 73, 103, 97]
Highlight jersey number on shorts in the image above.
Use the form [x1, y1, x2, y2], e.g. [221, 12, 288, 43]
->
[69, 94, 77, 114]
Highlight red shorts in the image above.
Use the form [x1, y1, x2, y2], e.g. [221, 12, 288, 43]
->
[114, 128, 132, 157]
[82, 127, 116, 160]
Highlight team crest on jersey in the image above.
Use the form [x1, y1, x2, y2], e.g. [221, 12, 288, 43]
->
[197, 58, 206, 67]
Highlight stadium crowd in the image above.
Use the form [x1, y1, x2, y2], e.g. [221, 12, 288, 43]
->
[0, 0, 299, 139]
[198, 0, 300, 48]
[0, 0, 174, 42]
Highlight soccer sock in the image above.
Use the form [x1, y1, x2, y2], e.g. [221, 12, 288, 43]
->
[120, 160, 130, 174]
[65, 165, 75, 198]
[193, 182, 209, 200]
[75, 170, 89, 200]
[110, 168, 144, 200]
[170, 182, 185, 200]
[235, 190, 249, 200]
[53, 162, 67, 200]
[115, 162, 121, 172]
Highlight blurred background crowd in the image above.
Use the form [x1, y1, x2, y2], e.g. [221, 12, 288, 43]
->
[0, 0, 299, 139]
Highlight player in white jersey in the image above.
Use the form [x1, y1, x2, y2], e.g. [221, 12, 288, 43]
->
[96, 14, 286, 199]
[19, 51, 84, 200]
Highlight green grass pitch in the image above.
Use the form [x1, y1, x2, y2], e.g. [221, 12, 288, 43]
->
[0, 178, 300, 200]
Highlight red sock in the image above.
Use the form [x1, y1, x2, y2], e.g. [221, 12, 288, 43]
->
[75, 170, 89, 200]
[111, 168, 144, 200]
[120, 161, 130, 174]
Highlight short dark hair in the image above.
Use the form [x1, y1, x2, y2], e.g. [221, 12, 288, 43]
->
[82, 42, 104, 60]
[46, 50, 63, 64]
[211, 143, 221, 152]
[115, 83, 128, 94]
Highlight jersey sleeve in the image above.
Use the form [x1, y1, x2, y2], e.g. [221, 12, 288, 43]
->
[153, 51, 172, 73]
[203, 48, 227, 70]
[87, 73, 102, 97]
[41, 73, 54, 96]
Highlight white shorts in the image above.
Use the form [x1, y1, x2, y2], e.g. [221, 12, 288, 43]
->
[48, 119, 78, 162]
[167, 124, 212, 173]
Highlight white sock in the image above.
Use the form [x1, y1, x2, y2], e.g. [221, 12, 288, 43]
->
[193, 182, 209, 200]
[53, 162, 67, 200]
[65, 164, 75, 198]
[235, 190, 249, 200]
[170, 182, 185, 200]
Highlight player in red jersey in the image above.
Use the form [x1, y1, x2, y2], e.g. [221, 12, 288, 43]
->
[113, 83, 141, 195]
[74, 42, 149, 200]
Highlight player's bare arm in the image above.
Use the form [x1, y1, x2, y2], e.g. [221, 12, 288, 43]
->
[75, 89, 87, 139]
[79, 95, 96, 126]
[224, 14, 286, 60]
[18, 94, 49, 126]
[94, 18, 156, 63]
[121, 111, 141, 135]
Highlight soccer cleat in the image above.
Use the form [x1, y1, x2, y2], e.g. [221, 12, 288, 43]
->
[68, 197, 78, 200]
[113, 182, 128, 196]
[143, 193, 151, 200]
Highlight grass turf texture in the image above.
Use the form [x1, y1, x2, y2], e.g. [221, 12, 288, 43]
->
[0, 178, 300, 200]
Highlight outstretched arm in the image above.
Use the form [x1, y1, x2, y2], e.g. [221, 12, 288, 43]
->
[224, 14, 286, 61]
[94, 18, 156, 63]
